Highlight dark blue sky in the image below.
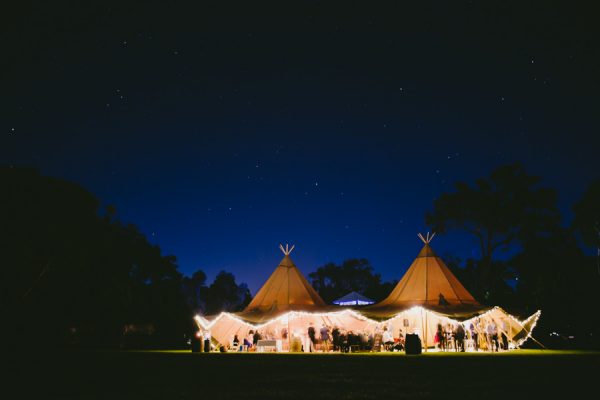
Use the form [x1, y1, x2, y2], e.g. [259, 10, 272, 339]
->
[3, 2, 599, 293]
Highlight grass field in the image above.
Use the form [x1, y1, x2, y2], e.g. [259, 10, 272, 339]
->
[13, 350, 599, 399]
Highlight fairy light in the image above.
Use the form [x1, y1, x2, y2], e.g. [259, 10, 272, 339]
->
[335, 300, 374, 306]
[195, 306, 542, 349]
[462, 306, 542, 348]
[514, 310, 542, 347]
[195, 308, 382, 331]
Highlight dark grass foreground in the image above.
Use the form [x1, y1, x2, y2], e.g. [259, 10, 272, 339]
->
[13, 350, 599, 399]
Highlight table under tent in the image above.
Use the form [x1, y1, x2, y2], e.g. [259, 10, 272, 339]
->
[195, 245, 378, 352]
[360, 233, 541, 351]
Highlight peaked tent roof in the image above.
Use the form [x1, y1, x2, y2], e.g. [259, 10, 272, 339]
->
[364, 242, 487, 319]
[235, 252, 333, 323]
[333, 291, 375, 306]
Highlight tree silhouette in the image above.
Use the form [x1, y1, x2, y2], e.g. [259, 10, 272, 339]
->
[182, 270, 208, 315]
[573, 178, 600, 275]
[204, 271, 251, 315]
[309, 259, 396, 303]
[426, 163, 560, 300]
[2, 166, 190, 348]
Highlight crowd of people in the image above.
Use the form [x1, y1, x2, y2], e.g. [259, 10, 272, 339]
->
[434, 319, 511, 352]
[224, 323, 407, 353]
[302, 322, 409, 353]
[218, 318, 513, 353]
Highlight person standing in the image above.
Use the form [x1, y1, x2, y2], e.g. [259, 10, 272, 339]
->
[204, 330, 211, 353]
[332, 326, 340, 351]
[469, 322, 478, 351]
[486, 320, 499, 352]
[253, 330, 261, 347]
[436, 324, 445, 351]
[320, 324, 330, 352]
[195, 330, 204, 352]
[454, 323, 466, 352]
[339, 330, 349, 353]
[243, 331, 253, 351]
[446, 324, 454, 351]
[500, 319, 509, 350]
[307, 323, 316, 352]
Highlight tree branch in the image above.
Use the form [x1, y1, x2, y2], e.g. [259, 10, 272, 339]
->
[490, 232, 517, 253]
[22, 263, 50, 300]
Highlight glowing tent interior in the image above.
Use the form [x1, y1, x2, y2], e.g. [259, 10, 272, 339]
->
[195, 244, 376, 350]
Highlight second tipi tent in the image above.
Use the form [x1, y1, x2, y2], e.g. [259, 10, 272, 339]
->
[364, 233, 486, 320]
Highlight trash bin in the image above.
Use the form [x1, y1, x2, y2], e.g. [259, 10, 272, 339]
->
[405, 333, 422, 355]
[290, 337, 302, 352]
[192, 339, 200, 353]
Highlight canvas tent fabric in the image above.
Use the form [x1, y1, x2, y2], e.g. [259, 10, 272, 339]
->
[196, 250, 373, 348]
[235, 253, 338, 324]
[363, 243, 488, 320]
[244, 255, 327, 311]
[360, 238, 540, 348]
[333, 291, 375, 306]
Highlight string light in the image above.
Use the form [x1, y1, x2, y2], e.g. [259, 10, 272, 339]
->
[462, 306, 542, 348]
[335, 300, 374, 306]
[195, 306, 542, 349]
[195, 308, 381, 331]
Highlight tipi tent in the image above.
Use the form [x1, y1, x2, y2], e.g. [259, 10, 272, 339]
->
[362, 233, 541, 350]
[365, 233, 484, 319]
[195, 245, 376, 350]
[240, 244, 328, 323]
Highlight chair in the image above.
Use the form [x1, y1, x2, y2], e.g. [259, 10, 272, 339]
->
[371, 333, 383, 352]
[228, 342, 241, 352]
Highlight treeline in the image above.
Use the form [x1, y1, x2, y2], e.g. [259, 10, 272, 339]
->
[3, 164, 599, 349]
[427, 164, 600, 347]
[2, 167, 251, 349]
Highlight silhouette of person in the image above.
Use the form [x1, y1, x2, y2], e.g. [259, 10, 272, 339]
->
[454, 324, 466, 352]
[253, 330, 261, 346]
[469, 322, 479, 351]
[436, 323, 446, 351]
[308, 323, 316, 352]
[204, 330, 211, 352]
[486, 320, 499, 352]
[438, 293, 449, 306]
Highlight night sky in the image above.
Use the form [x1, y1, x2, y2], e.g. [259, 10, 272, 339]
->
[4, 2, 599, 293]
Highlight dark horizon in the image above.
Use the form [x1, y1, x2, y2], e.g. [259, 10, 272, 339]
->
[4, 2, 599, 294]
